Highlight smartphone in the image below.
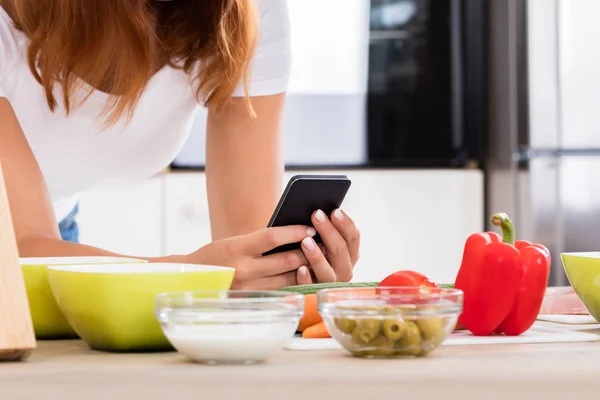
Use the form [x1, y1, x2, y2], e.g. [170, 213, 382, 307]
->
[263, 174, 352, 255]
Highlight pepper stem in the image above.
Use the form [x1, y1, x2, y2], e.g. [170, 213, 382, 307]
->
[490, 213, 515, 246]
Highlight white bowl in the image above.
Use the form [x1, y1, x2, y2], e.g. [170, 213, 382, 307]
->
[156, 290, 304, 364]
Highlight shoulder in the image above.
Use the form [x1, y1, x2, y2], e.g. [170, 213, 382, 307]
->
[255, 0, 290, 37]
[0, 7, 26, 84]
[232, 0, 291, 97]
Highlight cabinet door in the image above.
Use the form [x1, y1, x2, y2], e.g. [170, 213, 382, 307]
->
[307, 170, 483, 284]
[164, 173, 212, 255]
[77, 177, 165, 257]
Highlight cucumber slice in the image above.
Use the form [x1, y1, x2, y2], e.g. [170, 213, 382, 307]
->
[280, 282, 455, 295]
[439, 283, 455, 289]
[279, 282, 379, 295]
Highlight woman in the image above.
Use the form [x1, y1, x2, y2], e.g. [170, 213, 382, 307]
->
[0, 0, 360, 289]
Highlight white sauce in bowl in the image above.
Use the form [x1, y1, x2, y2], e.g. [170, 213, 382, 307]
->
[159, 308, 300, 364]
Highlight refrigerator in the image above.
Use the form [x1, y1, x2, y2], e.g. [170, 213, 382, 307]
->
[487, 0, 600, 286]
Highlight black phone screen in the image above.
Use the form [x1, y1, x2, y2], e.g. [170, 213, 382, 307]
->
[263, 175, 351, 255]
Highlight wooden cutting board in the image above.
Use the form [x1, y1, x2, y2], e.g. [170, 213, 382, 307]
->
[285, 323, 600, 351]
[0, 162, 36, 360]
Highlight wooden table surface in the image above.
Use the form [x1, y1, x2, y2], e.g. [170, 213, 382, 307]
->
[2, 334, 600, 400]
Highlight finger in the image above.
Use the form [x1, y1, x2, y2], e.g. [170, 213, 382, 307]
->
[248, 249, 309, 279]
[312, 209, 353, 282]
[243, 225, 317, 255]
[330, 209, 360, 264]
[296, 265, 313, 285]
[318, 243, 327, 257]
[301, 236, 336, 283]
[245, 271, 298, 290]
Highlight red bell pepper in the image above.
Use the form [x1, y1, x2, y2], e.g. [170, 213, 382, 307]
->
[498, 238, 551, 335]
[454, 213, 551, 336]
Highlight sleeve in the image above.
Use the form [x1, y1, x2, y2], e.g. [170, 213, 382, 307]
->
[0, 15, 6, 98]
[0, 8, 19, 98]
[231, 0, 291, 97]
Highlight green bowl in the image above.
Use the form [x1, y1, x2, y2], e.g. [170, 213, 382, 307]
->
[560, 252, 600, 322]
[20, 256, 147, 339]
[47, 263, 235, 352]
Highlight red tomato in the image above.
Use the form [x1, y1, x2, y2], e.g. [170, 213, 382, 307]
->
[377, 270, 440, 306]
[378, 270, 439, 288]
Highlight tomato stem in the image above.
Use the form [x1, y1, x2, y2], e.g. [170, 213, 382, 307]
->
[490, 213, 515, 246]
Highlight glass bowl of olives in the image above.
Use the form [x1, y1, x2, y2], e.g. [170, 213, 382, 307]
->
[318, 286, 463, 358]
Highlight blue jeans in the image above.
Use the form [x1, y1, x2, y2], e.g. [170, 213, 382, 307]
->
[59, 204, 80, 243]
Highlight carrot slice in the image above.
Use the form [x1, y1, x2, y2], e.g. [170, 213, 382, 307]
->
[302, 322, 331, 339]
[297, 294, 322, 332]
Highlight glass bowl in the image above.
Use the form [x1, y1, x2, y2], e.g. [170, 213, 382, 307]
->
[156, 290, 304, 365]
[318, 286, 463, 358]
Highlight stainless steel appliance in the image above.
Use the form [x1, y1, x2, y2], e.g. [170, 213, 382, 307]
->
[367, 0, 486, 167]
[172, 0, 488, 169]
[487, 0, 600, 286]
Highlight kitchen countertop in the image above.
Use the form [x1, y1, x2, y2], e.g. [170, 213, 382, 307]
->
[2, 337, 600, 399]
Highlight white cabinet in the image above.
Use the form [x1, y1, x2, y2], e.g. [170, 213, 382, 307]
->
[162, 170, 484, 284]
[77, 169, 484, 284]
[77, 178, 165, 257]
[163, 173, 213, 255]
[337, 170, 483, 284]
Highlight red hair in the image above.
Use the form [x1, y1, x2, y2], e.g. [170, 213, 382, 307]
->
[2, 0, 258, 124]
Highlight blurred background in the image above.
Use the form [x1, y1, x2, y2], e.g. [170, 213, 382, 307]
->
[75, 0, 600, 287]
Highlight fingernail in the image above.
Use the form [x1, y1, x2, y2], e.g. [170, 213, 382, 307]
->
[306, 227, 317, 237]
[298, 266, 308, 277]
[333, 209, 344, 221]
[315, 209, 326, 223]
[302, 237, 316, 252]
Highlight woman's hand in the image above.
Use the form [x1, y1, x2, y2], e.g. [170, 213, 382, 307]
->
[191, 225, 317, 290]
[296, 209, 360, 285]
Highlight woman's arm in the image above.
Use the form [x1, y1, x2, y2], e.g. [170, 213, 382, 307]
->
[0, 98, 185, 261]
[205, 94, 286, 240]
[1, 96, 317, 289]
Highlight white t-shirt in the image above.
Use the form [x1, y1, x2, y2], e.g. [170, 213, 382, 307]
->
[0, 1, 291, 222]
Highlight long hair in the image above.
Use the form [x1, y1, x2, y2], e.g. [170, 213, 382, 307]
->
[2, 0, 258, 124]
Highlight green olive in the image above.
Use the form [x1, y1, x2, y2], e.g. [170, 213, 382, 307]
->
[356, 318, 383, 332]
[334, 317, 357, 334]
[394, 321, 422, 356]
[417, 318, 446, 340]
[418, 319, 446, 356]
[351, 319, 382, 344]
[367, 335, 395, 356]
[382, 319, 407, 341]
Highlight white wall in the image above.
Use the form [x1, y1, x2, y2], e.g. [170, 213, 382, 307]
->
[78, 170, 484, 284]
